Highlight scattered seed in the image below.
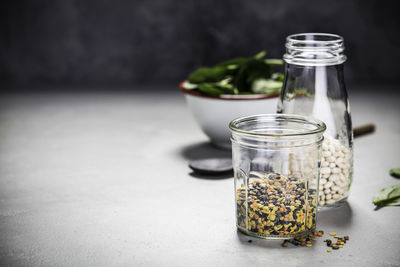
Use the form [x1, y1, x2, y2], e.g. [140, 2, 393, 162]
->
[344, 236, 349, 240]
[327, 249, 332, 252]
[312, 238, 317, 241]
[306, 244, 312, 247]
[329, 232, 336, 236]
[281, 241, 288, 247]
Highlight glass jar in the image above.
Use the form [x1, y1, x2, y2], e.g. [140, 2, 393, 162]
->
[230, 114, 326, 239]
[277, 33, 353, 208]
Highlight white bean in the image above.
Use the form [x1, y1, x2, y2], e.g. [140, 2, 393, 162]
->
[324, 181, 333, 189]
[321, 167, 331, 175]
[329, 156, 336, 162]
[322, 151, 331, 157]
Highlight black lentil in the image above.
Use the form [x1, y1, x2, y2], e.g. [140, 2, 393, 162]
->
[236, 173, 317, 237]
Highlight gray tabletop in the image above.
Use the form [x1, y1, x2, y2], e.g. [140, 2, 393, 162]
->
[0, 88, 399, 266]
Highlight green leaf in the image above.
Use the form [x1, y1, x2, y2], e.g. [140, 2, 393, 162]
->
[389, 168, 400, 178]
[385, 197, 400, 206]
[197, 84, 225, 95]
[265, 59, 284, 66]
[251, 78, 282, 94]
[254, 51, 267, 60]
[234, 59, 271, 92]
[373, 185, 400, 206]
[188, 66, 229, 84]
[182, 81, 198, 90]
[216, 57, 249, 68]
[271, 72, 285, 82]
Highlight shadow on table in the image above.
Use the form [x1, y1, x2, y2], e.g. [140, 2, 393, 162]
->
[318, 201, 353, 227]
[180, 141, 231, 160]
[179, 141, 233, 180]
[236, 230, 295, 249]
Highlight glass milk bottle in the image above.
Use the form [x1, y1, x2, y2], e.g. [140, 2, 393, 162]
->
[277, 33, 353, 208]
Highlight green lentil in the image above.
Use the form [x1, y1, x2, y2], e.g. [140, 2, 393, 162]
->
[236, 173, 317, 237]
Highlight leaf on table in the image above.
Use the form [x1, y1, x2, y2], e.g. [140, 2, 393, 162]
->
[389, 168, 400, 178]
[385, 197, 400, 206]
[373, 185, 400, 206]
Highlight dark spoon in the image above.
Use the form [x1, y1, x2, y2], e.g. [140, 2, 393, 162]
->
[188, 158, 233, 175]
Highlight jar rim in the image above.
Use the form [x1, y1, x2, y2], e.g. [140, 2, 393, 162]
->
[286, 33, 343, 44]
[229, 114, 326, 137]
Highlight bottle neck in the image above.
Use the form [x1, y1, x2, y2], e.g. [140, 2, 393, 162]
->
[283, 33, 346, 66]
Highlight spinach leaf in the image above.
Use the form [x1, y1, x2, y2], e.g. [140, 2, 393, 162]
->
[251, 79, 282, 94]
[385, 197, 400, 206]
[373, 185, 400, 206]
[197, 84, 226, 95]
[234, 59, 271, 92]
[188, 66, 229, 84]
[389, 168, 400, 178]
[185, 51, 284, 96]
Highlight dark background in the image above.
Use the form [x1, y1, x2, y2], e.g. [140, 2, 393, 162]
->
[1, 0, 399, 91]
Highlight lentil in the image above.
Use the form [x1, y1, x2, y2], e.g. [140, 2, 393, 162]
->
[236, 173, 316, 237]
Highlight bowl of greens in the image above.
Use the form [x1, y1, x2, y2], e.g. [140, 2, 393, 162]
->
[180, 51, 284, 149]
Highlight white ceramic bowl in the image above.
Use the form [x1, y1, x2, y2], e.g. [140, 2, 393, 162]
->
[180, 83, 279, 149]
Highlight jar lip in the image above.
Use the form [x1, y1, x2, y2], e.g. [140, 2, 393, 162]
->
[286, 33, 344, 44]
[229, 114, 326, 137]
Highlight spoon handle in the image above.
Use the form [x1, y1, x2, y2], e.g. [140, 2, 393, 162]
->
[354, 124, 375, 138]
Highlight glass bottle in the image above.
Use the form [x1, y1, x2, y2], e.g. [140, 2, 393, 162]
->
[230, 114, 326, 239]
[277, 33, 353, 208]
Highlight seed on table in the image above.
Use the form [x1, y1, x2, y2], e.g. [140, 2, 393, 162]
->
[334, 236, 339, 239]
[281, 241, 288, 247]
[327, 249, 332, 252]
[306, 244, 312, 247]
[344, 236, 349, 240]
[312, 238, 317, 241]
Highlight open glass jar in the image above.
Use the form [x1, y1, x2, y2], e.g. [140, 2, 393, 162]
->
[230, 114, 326, 239]
[278, 33, 353, 208]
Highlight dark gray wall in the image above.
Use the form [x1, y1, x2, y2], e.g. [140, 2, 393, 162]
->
[0, 0, 399, 90]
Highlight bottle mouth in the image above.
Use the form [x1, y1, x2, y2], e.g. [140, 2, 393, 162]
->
[284, 33, 346, 66]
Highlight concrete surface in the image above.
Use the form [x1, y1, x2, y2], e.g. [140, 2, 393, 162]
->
[0, 89, 399, 266]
